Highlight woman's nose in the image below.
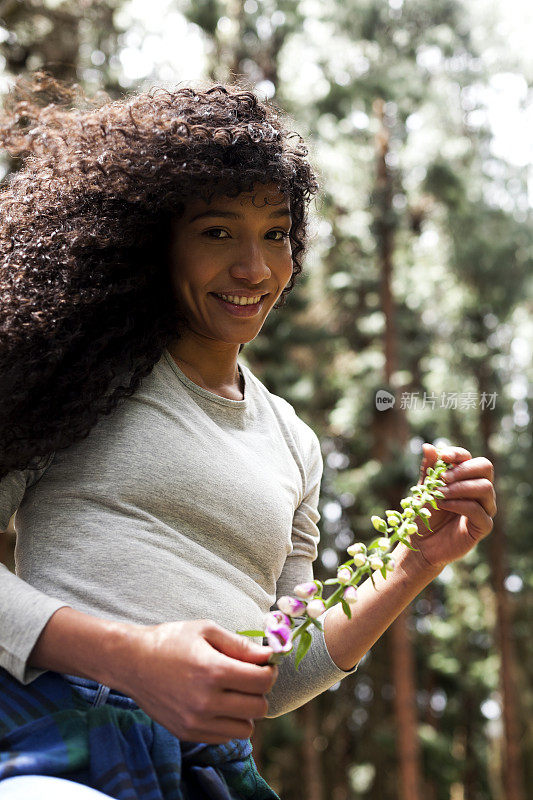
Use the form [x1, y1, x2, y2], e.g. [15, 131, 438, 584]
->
[229, 240, 272, 284]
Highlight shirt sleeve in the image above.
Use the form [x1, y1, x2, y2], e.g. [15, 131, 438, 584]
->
[264, 423, 358, 718]
[0, 455, 72, 684]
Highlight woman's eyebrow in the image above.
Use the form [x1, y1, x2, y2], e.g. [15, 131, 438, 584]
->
[188, 207, 292, 223]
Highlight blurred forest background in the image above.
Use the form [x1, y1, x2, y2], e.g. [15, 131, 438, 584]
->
[0, 1, 531, 799]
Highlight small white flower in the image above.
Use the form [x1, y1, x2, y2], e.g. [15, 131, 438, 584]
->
[418, 508, 431, 519]
[347, 542, 366, 556]
[386, 513, 401, 527]
[369, 556, 384, 570]
[352, 553, 367, 567]
[385, 558, 396, 571]
[405, 523, 418, 536]
[337, 567, 352, 584]
[343, 586, 358, 605]
[377, 537, 391, 550]
[306, 598, 326, 618]
[403, 507, 415, 519]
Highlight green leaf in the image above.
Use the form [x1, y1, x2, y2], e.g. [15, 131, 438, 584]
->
[419, 517, 433, 532]
[308, 617, 324, 631]
[428, 496, 439, 510]
[380, 566, 388, 579]
[398, 539, 420, 551]
[237, 629, 265, 637]
[368, 536, 383, 549]
[295, 629, 312, 670]
[433, 490, 446, 498]
[340, 598, 352, 619]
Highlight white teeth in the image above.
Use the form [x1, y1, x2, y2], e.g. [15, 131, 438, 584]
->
[217, 294, 262, 305]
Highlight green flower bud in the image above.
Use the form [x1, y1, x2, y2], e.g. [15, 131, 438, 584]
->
[347, 542, 367, 556]
[371, 515, 388, 533]
[386, 510, 402, 527]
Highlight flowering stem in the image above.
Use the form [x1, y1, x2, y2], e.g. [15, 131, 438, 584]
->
[253, 452, 452, 667]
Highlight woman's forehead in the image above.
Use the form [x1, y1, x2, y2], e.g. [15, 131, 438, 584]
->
[183, 183, 289, 217]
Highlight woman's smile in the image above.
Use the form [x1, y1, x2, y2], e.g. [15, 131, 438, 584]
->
[209, 292, 269, 316]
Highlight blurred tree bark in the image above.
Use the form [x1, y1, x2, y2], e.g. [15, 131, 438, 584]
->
[372, 96, 422, 800]
[478, 374, 526, 800]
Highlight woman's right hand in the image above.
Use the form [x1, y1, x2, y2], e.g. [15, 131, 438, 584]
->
[114, 619, 279, 744]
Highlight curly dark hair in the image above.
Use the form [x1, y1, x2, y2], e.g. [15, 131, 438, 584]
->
[0, 71, 319, 479]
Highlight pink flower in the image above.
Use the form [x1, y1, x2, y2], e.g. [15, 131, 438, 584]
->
[343, 586, 358, 605]
[264, 611, 293, 653]
[306, 598, 327, 619]
[293, 581, 318, 600]
[337, 567, 352, 584]
[277, 595, 307, 617]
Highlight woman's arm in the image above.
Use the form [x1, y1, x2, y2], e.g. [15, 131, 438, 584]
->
[323, 543, 438, 670]
[27, 606, 279, 745]
[27, 606, 138, 687]
[325, 444, 496, 670]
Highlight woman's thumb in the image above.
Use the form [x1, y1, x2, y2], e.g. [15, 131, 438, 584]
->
[205, 626, 273, 664]
[418, 442, 437, 484]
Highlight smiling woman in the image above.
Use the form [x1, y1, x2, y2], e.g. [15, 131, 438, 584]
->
[166, 184, 294, 399]
[0, 72, 348, 800]
[0, 68, 498, 800]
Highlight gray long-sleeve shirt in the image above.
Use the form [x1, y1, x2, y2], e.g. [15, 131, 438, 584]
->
[0, 349, 357, 716]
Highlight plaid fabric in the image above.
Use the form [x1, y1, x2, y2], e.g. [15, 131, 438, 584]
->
[0, 668, 280, 800]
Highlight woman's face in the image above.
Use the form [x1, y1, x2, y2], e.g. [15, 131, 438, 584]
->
[168, 183, 294, 347]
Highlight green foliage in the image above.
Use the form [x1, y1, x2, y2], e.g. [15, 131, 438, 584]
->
[1, 0, 530, 796]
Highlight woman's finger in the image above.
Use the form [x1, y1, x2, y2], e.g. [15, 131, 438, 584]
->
[438, 478, 497, 518]
[437, 446, 472, 464]
[210, 688, 269, 721]
[436, 498, 494, 540]
[419, 444, 473, 485]
[442, 456, 495, 485]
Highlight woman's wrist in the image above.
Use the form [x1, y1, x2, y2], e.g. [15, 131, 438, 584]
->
[393, 541, 443, 584]
[28, 606, 143, 689]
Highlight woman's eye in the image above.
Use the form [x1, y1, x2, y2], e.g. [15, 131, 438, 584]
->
[267, 230, 290, 241]
[204, 228, 230, 239]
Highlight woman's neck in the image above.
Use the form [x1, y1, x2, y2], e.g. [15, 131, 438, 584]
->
[166, 338, 244, 400]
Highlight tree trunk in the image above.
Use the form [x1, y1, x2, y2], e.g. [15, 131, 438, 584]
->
[390, 610, 423, 800]
[300, 701, 324, 800]
[373, 97, 422, 800]
[478, 377, 526, 800]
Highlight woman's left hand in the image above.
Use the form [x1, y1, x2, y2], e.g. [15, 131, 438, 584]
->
[407, 443, 497, 572]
